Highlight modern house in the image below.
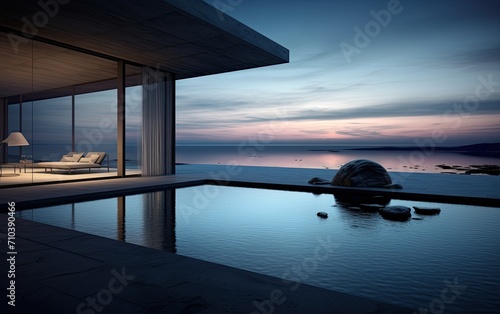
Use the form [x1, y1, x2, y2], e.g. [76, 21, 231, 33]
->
[0, 0, 289, 186]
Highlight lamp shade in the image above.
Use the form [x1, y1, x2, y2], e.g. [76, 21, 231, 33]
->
[1, 132, 29, 146]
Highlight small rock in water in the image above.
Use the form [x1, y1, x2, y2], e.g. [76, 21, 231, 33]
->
[380, 205, 411, 221]
[360, 203, 385, 212]
[317, 211, 328, 219]
[413, 206, 441, 215]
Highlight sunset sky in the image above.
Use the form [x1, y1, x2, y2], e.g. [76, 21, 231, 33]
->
[176, 0, 500, 146]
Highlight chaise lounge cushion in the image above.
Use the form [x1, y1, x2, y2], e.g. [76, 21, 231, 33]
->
[60, 152, 84, 162]
[79, 155, 100, 163]
[84, 152, 107, 165]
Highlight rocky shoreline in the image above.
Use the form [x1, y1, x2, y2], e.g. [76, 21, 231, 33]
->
[435, 164, 500, 175]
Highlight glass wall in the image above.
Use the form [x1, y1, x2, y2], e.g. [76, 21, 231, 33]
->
[31, 97, 72, 162]
[6, 103, 21, 163]
[1, 33, 143, 186]
[75, 90, 117, 168]
[20, 101, 32, 163]
[125, 85, 143, 172]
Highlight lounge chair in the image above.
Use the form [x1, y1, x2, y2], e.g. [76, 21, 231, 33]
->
[28, 152, 109, 174]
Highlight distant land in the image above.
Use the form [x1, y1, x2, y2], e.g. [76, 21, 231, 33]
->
[345, 142, 499, 175]
[345, 143, 500, 155]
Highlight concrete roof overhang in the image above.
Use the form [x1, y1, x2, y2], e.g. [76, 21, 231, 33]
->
[0, 0, 289, 99]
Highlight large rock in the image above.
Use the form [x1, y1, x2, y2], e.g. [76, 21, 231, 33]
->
[331, 159, 401, 205]
[309, 159, 402, 189]
[332, 159, 396, 188]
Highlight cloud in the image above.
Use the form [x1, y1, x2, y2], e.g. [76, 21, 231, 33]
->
[442, 44, 500, 66]
[176, 90, 500, 132]
[300, 129, 330, 135]
[227, 99, 499, 124]
[336, 129, 382, 137]
[179, 0, 500, 145]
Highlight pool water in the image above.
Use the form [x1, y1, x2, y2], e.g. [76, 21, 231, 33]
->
[16, 185, 500, 313]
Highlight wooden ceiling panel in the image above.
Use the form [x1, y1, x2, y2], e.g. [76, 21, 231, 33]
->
[0, 38, 118, 98]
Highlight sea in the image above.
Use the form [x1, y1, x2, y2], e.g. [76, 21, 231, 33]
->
[176, 144, 500, 174]
[9, 144, 500, 174]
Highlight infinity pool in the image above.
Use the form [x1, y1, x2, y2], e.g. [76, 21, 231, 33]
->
[16, 185, 500, 313]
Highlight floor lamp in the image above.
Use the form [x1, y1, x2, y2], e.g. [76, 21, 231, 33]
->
[1, 132, 30, 177]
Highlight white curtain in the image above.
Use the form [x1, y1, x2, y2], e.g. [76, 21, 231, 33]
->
[141, 68, 174, 176]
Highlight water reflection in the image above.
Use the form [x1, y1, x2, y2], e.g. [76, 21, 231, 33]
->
[141, 190, 176, 253]
[17, 190, 178, 253]
[333, 197, 384, 230]
[110, 190, 177, 252]
[117, 196, 125, 241]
